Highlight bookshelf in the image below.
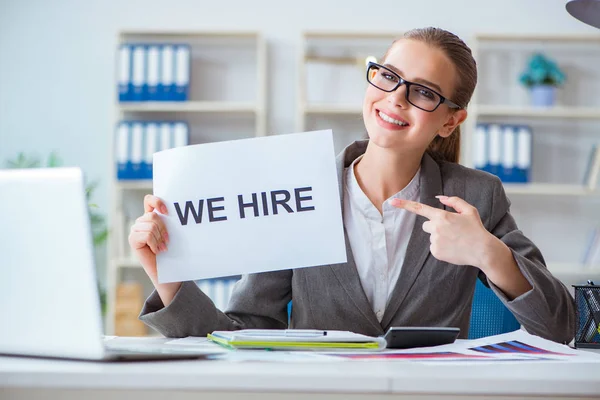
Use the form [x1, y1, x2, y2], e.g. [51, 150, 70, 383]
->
[464, 33, 600, 282]
[106, 30, 267, 336]
[296, 31, 401, 154]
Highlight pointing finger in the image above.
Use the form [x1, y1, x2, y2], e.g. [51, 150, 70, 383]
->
[389, 198, 445, 220]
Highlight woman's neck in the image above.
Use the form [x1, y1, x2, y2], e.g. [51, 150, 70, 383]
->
[354, 143, 422, 213]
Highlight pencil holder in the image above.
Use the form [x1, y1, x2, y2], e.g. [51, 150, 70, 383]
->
[573, 282, 600, 349]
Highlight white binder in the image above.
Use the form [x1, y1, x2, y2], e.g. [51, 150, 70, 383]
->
[146, 45, 160, 101]
[144, 123, 159, 179]
[130, 122, 144, 178]
[131, 45, 146, 101]
[516, 126, 532, 183]
[488, 124, 503, 179]
[502, 125, 516, 182]
[159, 122, 173, 151]
[116, 122, 130, 179]
[175, 45, 190, 101]
[160, 45, 175, 101]
[117, 45, 131, 102]
[173, 122, 189, 147]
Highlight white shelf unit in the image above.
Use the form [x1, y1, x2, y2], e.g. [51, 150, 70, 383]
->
[464, 33, 600, 278]
[296, 31, 401, 154]
[106, 30, 267, 335]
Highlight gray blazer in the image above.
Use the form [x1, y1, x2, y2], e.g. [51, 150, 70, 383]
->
[140, 140, 576, 343]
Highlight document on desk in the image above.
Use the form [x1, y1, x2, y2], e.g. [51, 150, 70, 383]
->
[153, 130, 347, 283]
[322, 330, 600, 363]
[206, 329, 387, 351]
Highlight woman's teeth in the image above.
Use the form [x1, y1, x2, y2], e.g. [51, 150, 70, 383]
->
[379, 111, 408, 126]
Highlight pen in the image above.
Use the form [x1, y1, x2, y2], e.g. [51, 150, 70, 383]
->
[284, 330, 327, 336]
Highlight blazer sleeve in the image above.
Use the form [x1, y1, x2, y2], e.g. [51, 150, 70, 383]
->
[483, 178, 576, 344]
[139, 269, 292, 338]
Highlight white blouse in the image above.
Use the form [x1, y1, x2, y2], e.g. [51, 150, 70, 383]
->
[343, 155, 421, 322]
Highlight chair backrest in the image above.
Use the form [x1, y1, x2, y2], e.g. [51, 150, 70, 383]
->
[468, 278, 520, 339]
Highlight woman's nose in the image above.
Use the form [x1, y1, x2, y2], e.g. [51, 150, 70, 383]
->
[387, 83, 409, 108]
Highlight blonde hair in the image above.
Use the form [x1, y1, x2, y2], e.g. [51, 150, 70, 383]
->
[383, 27, 477, 163]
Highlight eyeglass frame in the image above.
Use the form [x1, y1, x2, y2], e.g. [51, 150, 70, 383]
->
[366, 61, 461, 112]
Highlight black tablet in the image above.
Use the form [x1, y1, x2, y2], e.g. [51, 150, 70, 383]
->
[384, 327, 460, 349]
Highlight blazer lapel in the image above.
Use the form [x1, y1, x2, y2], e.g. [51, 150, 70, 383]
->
[381, 153, 444, 328]
[329, 231, 383, 333]
[328, 140, 382, 333]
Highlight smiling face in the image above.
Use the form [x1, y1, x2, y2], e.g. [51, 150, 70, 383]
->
[362, 39, 466, 153]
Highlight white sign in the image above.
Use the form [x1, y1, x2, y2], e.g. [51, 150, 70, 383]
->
[153, 130, 347, 283]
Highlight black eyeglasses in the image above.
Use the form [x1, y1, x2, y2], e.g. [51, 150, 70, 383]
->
[366, 62, 461, 112]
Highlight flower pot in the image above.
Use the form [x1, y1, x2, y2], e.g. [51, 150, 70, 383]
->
[530, 85, 556, 107]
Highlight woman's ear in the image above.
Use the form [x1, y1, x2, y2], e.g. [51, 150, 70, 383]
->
[438, 109, 467, 138]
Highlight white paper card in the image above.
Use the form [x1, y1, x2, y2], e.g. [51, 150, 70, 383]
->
[153, 130, 347, 283]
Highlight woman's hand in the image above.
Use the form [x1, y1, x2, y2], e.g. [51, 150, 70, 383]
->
[390, 195, 532, 300]
[389, 195, 495, 268]
[128, 194, 181, 306]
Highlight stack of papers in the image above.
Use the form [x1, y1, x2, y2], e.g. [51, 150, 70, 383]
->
[207, 329, 386, 351]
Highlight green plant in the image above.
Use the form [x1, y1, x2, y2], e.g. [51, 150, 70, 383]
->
[5, 151, 109, 314]
[519, 53, 566, 88]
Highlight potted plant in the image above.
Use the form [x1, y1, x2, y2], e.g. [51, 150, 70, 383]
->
[5, 151, 109, 314]
[519, 53, 566, 107]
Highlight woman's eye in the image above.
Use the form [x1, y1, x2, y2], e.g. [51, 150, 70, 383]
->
[382, 72, 398, 82]
[417, 88, 435, 99]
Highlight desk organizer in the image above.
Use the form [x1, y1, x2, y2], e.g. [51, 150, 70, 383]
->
[573, 282, 600, 349]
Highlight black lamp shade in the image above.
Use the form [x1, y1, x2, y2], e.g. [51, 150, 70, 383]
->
[566, 0, 600, 29]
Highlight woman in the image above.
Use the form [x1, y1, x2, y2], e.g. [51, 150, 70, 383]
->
[129, 27, 575, 343]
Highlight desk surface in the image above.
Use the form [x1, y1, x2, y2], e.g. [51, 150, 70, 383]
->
[1, 338, 600, 400]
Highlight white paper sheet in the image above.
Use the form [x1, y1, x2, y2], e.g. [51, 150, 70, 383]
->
[153, 130, 347, 283]
[321, 330, 600, 363]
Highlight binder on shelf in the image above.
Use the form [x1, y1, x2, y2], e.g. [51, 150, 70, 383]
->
[474, 124, 488, 173]
[159, 122, 173, 151]
[501, 125, 516, 183]
[116, 122, 131, 179]
[131, 45, 146, 102]
[488, 124, 503, 181]
[516, 125, 532, 183]
[144, 122, 159, 180]
[130, 122, 144, 179]
[160, 45, 175, 101]
[117, 45, 132, 102]
[146, 45, 161, 101]
[174, 44, 191, 101]
[173, 122, 189, 147]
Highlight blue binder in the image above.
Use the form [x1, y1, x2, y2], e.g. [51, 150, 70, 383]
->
[146, 45, 161, 102]
[118, 45, 132, 102]
[130, 122, 144, 178]
[116, 122, 131, 179]
[501, 125, 517, 183]
[143, 122, 159, 180]
[131, 45, 146, 102]
[159, 122, 174, 151]
[516, 125, 532, 183]
[160, 45, 176, 101]
[174, 44, 190, 101]
[487, 124, 503, 181]
[173, 122, 189, 148]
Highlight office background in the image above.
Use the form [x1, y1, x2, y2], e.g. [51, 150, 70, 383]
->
[1, 0, 600, 335]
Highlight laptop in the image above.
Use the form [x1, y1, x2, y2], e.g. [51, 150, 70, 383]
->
[0, 167, 217, 361]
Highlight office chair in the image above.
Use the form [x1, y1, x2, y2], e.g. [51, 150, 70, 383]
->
[468, 277, 521, 339]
